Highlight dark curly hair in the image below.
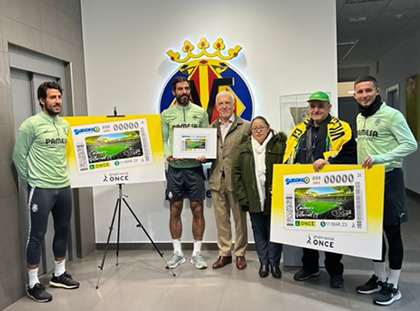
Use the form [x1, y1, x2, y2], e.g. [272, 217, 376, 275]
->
[37, 81, 63, 108]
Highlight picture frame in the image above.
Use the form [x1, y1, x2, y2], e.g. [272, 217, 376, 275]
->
[173, 127, 217, 159]
[405, 74, 419, 140]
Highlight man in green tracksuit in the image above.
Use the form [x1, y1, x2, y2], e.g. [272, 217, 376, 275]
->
[13, 81, 79, 303]
[161, 76, 209, 270]
[354, 75, 417, 306]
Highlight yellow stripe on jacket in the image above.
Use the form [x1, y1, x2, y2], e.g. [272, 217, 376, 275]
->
[283, 117, 352, 164]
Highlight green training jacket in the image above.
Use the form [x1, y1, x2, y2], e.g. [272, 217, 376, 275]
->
[357, 102, 417, 172]
[13, 111, 70, 188]
[161, 102, 209, 169]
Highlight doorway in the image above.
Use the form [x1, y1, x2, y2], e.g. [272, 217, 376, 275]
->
[386, 84, 400, 110]
[10, 45, 76, 276]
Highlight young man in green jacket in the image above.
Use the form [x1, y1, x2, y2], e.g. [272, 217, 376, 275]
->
[354, 75, 417, 306]
[13, 81, 79, 303]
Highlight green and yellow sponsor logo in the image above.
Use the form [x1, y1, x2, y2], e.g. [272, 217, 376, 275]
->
[295, 220, 316, 227]
[90, 162, 111, 170]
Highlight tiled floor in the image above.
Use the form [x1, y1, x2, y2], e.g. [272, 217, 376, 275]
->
[5, 194, 420, 311]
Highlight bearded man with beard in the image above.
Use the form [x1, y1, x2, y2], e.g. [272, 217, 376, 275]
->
[161, 76, 210, 270]
[13, 81, 79, 303]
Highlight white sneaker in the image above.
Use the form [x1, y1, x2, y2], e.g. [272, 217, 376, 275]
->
[190, 251, 208, 269]
[166, 251, 186, 269]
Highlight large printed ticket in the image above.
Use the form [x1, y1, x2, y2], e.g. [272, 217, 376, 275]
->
[271, 164, 384, 260]
[65, 115, 165, 188]
[71, 118, 153, 174]
[283, 169, 366, 232]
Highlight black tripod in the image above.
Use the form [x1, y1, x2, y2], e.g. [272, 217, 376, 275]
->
[96, 184, 175, 288]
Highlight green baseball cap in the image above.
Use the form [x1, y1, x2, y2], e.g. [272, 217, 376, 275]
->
[307, 91, 330, 103]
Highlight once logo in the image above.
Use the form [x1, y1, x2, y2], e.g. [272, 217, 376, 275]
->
[312, 238, 334, 249]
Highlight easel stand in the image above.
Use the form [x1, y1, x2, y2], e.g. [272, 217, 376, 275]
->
[96, 184, 175, 289]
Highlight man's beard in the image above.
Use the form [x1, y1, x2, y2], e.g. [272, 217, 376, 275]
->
[176, 94, 189, 105]
[44, 104, 61, 116]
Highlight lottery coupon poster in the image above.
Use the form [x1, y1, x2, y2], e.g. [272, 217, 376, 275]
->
[64, 115, 165, 187]
[271, 164, 385, 260]
[172, 127, 217, 159]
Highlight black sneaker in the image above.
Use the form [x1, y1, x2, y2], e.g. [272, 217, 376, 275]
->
[356, 274, 384, 294]
[373, 282, 402, 306]
[27, 283, 52, 303]
[49, 271, 80, 289]
[293, 268, 320, 281]
[330, 274, 344, 288]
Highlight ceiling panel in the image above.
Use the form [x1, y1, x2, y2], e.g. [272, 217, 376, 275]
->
[336, 0, 420, 65]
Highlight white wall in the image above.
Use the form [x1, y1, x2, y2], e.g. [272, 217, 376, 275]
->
[81, 0, 338, 243]
[376, 27, 420, 194]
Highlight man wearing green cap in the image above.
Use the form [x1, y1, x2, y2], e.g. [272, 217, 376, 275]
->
[283, 91, 357, 288]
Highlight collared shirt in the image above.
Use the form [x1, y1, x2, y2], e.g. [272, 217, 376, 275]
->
[219, 114, 235, 143]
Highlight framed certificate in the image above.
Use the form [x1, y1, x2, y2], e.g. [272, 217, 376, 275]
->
[173, 127, 217, 159]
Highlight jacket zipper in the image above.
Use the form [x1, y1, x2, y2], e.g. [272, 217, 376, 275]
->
[53, 119, 59, 135]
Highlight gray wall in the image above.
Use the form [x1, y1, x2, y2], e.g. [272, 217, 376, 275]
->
[338, 26, 420, 195]
[0, 0, 94, 308]
[374, 27, 420, 194]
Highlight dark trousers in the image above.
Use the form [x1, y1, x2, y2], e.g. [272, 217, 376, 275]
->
[302, 248, 343, 277]
[249, 212, 282, 266]
[374, 224, 404, 269]
[27, 187, 72, 265]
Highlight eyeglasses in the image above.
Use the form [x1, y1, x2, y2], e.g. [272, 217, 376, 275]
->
[251, 125, 267, 132]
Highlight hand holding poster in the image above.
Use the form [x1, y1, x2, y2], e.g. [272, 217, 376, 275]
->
[271, 164, 384, 260]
